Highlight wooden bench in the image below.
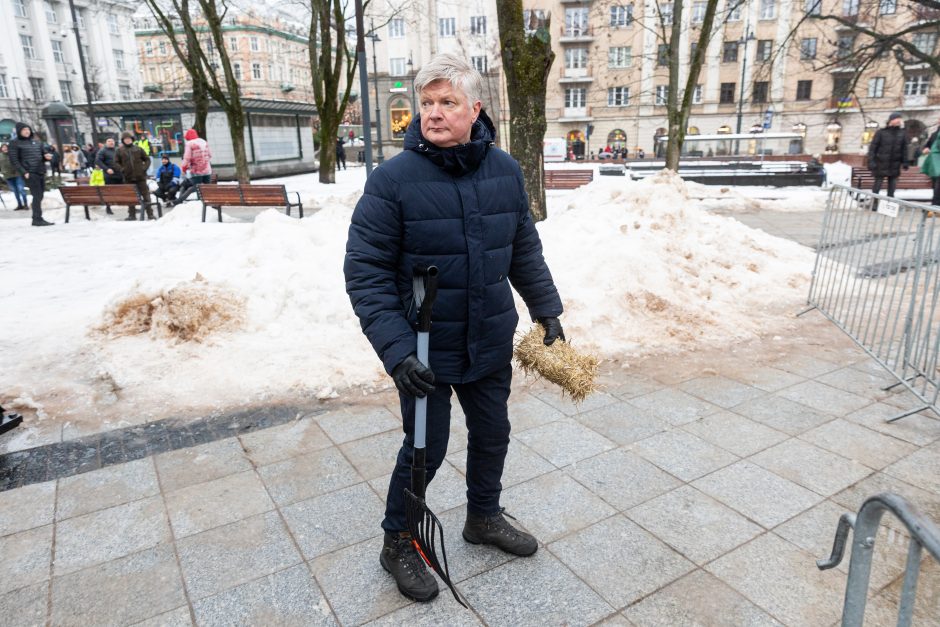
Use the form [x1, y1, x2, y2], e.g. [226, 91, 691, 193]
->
[544, 169, 594, 190]
[197, 183, 303, 222]
[60, 185, 163, 223]
[851, 167, 933, 191]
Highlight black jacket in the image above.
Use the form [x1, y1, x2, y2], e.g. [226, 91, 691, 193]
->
[927, 129, 940, 153]
[868, 126, 910, 177]
[8, 123, 45, 175]
[95, 146, 123, 183]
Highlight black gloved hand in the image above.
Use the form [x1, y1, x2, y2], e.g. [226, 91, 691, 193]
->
[392, 354, 436, 398]
[538, 317, 565, 346]
[903, 164, 910, 170]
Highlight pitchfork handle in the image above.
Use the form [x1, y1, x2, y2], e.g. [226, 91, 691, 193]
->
[412, 265, 438, 454]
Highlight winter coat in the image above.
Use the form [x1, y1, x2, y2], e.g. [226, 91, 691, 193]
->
[43, 144, 59, 169]
[8, 123, 45, 175]
[157, 163, 181, 188]
[336, 139, 345, 159]
[116, 142, 150, 182]
[927, 129, 940, 155]
[868, 126, 910, 177]
[182, 137, 212, 175]
[344, 111, 563, 383]
[0, 151, 17, 179]
[63, 150, 81, 172]
[95, 146, 121, 183]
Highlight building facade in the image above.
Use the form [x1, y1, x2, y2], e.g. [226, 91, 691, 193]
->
[0, 0, 141, 142]
[531, 0, 940, 158]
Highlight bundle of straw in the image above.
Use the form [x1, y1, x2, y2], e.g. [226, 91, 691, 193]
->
[514, 324, 599, 403]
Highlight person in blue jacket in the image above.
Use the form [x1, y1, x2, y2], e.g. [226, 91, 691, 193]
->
[154, 154, 182, 205]
[344, 53, 565, 604]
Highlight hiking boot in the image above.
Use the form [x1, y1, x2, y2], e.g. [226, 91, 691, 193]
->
[463, 508, 538, 556]
[14, 205, 27, 211]
[379, 532, 439, 603]
[31, 218, 53, 227]
[124, 213, 136, 221]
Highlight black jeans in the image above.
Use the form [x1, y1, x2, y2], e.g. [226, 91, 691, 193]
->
[382, 364, 513, 532]
[872, 175, 898, 198]
[176, 174, 211, 204]
[25, 172, 45, 220]
[932, 177, 940, 207]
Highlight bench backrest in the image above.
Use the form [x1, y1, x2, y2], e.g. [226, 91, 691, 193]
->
[198, 184, 243, 205]
[60, 184, 141, 205]
[99, 184, 143, 204]
[197, 183, 289, 207]
[60, 186, 105, 205]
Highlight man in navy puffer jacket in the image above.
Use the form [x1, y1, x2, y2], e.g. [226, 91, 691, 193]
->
[344, 54, 564, 603]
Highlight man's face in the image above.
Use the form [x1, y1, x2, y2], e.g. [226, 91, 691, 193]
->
[419, 79, 482, 148]
[20, 127, 31, 139]
[106, 138, 115, 148]
[122, 136, 133, 145]
[890, 117, 903, 127]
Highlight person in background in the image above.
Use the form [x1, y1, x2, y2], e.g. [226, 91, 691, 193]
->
[637, 148, 646, 159]
[42, 142, 60, 182]
[154, 154, 182, 205]
[336, 137, 347, 171]
[0, 142, 29, 211]
[135, 133, 154, 176]
[867, 112, 910, 201]
[171, 128, 213, 206]
[115, 131, 152, 220]
[9, 123, 53, 226]
[82, 142, 97, 168]
[73, 144, 88, 176]
[95, 137, 123, 184]
[62, 145, 81, 178]
[923, 117, 940, 208]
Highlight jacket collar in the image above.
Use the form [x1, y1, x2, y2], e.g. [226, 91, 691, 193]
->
[404, 110, 496, 177]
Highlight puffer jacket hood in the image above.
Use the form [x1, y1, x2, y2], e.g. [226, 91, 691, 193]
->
[15, 122, 31, 138]
[404, 109, 496, 177]
[184, 129, 199, 141]
[120, 131, 134, 143]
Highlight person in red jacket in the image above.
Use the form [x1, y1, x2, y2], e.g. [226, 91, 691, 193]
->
[170, 128, 213, 206]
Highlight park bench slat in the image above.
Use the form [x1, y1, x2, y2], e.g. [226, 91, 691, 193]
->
[544, 170, 594, 190]
[196, 183, 303, 222]
[60, 184, 163, 223]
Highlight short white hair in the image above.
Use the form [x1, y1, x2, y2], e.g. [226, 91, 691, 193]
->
[413, 53, 484, 107]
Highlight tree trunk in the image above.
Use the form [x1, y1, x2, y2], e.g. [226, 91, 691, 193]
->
[191, 76, 209, 138]
[318, 110, 339, 184]
[228, 103, 250, 184]
[496, 0, 554, 222]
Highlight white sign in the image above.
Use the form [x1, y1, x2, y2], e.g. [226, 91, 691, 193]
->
[877, 200, 899, 218]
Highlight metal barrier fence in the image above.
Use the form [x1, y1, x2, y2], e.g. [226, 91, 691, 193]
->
[818, 493, 940, 626]
[802, 184, 940, 422]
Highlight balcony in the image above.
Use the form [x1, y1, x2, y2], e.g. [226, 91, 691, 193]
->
[899, 93, 940, 108]
[558, 106, 593, 122]
[143, 84, 163, 93]
[828, 95, 858, 109]
[559, 26, 594, 43]
[559, 66, 593, 83]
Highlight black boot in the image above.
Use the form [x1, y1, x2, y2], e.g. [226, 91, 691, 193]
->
[31, 218, 53, 227]
[379, 532, 439, 602]
[125, 211, 136, 221]
[463, 508, 538, 556]
[14, 205, 27, 211]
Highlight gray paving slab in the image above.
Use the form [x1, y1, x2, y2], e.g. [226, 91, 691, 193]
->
[54, 495, 170, 576]
[799, 418, 918, 470]
[727, 364, 806, 393]
[130, 606, 193, 627]
[769, 353, 843, 378]
[731, 394, 835, 435]
[592, 614, 635, 626]
[566, 448, 682, 511]
[623, 569, 783, 627]
[844, 402, 940, 446]
[364, 591, 482, 626]
[750, 438, 873, 497]
[0, 581, 49, 627]
[573, 401, 669, 446]
[432, 507, 515, 583]
[192, 564, 336, 626]
[499, 471, 616, 543]
[607, 373, 664, 400]
[534, 389, 620, 417]
[281, 483, 385, 560]
[884, 441, 940, 494]
[447, 437, 555, 489]
[775, 380, 873, 416]
[0, 525, 51, 595]
[369, 459, 468, 516]
[238, 418, 333, 466]
[155, 439, 254, 493]
[706, 533, 846, 626]
[630, 429, 739, 482]
[627, 486, 763, 566]
[549, 515, 694, 609]
[165, 470, 274, 538]
[176, 510, 303, 601]
[507, 391, 567, 432]
[681, 410, 789, 457]
[57, 458, 160, 521]
[678, 376, 766, 409]
[831, 471, 940, 531]
[629, 388, 722, 426]
[314, 406, 400, 444]
[461, 549, 614, 627]
[338, 429, 403, 481]
[257, 447, 362, 507]
[816, 366, 894, 401]
[0, 480, 55, 536]
[692, 461, 824, 528]
[50, 544, 186, 627]
[514, 418, 615, 467]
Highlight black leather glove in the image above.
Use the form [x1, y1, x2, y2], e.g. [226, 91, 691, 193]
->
[392, 354, 435, 398]
[538, 317, 565, 346]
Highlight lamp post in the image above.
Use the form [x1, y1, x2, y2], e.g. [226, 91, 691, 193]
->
[735, 24, 756, 155]
[368, 21, 384, 164]
[67, 0, 97, 144]
[353, 0, 373, 175]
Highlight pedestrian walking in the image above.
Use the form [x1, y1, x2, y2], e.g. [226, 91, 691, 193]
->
[154, 154, 181, 205]
[0, 142, 29, 211]
[95, 137, 123, 184]
[116, 131, 152, 220]
[344, 53, 564, 604]
[8, 123, 53, 226]
[171, 129, 212, 206]
[336, 137, 347, 170]
[867, 112, 910, 200]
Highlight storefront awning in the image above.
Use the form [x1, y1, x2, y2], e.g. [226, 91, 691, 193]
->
[71, 98, 318, 116]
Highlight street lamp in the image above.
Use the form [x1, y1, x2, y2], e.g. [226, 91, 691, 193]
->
[368, 21, 384, 164]
[735, 25, 756, 154]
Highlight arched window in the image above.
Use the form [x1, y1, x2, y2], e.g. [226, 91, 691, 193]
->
[607, 129, 627, 149]
[389, 97, 412, 140]
[566, 130, 585, 158]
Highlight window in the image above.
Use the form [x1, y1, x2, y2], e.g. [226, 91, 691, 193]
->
[75, 9, 83, 29]
[657, 44, 669, 67]
[610, 5, 633, 27]
[796, 79, 813, 100]
[759, 0, 775, 19]
[565, 48, 588, 69]
[660, 3, 674, 25]
[837, 34, 855, 59]
[727, 2, 742, 21]
[692, 84, 703, 104]
[233, 63, 242, 80]
[800, 38, 817, 60]
[20, 35, 35, 60]
[564, 88, 586, 108]
[655, 85, 668, 105]
[390, 57, 407, 76]
[44, 1, 56, 23]
[608, 86, 630, 106]
[565, 8, 589, 35]
[913, 33, 937, 55]
[470, 16, 486, 35]
[867, 77, 885, 97]
[252, 63, 262, 80]
[229, 37, 238, 52]
[388, 17, 405, 38]
[119, 84, 131, 100]
[250, 37, 259, 52]
[144, 41, 153, 56]
[879, 0, 896, 15]
[691, 2, 706, 23]
[608, 46, 632, 68]
[843, 0, 859, 16]
[12, 0, 27, 17]
[757, 40, 773, 61]
[722, 41, 739, 63]
[471, 56, 487, 73]
[59, 80, 72, 103]
[0, 75, 7, 98]
[752, 81, 769, 103]
[522, 9, 547, 34]
[29, 77, 45, 101]
[720, 82, 736, 104]
[904, 74, 930, 96]
[52, 40, 65, 64]
[159, 41, 167, 55]
[805, 0, 821, 14]
[439, 17, 456, 38]
[113, 49, 125, 70]
[832, 76, 852, 99]
[108, 13, 119, 35]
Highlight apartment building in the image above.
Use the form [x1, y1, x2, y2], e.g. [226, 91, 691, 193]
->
[0, 0, 141, 142]
[532, 0, 939, 157]
[133, 6, 314, 103]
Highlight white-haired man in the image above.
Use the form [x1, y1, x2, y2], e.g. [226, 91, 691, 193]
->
[344, 53, 565, 602]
